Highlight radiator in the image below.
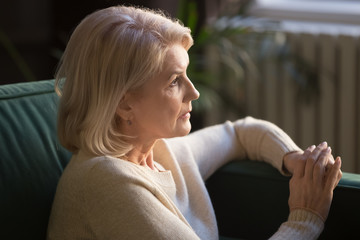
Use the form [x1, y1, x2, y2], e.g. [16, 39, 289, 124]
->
[244, 29, 360, 173]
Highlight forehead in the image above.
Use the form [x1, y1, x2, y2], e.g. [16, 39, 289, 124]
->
[162, 44, 189, 72]
[136, 44, 189, 92]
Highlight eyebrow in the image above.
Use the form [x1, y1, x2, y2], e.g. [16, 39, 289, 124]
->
[167, 71, 182, 81]
[173, 70, 184, 75]
[167, 61, 189, 80]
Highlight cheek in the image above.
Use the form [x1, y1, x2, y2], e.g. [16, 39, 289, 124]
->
[135, 89, 183, 128]
[138, 97, 177, 124]
[161, 90, 182, 114]
[159, 98, 181, 123]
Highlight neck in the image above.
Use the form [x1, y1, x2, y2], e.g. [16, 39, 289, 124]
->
[125, 140, 157, 171]
[118, 119, 159, 171]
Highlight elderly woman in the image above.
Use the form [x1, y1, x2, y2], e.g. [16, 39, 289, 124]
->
[47, 5, 342, 240]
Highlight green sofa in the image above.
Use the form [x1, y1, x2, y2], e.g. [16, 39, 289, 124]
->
[1, 80, 359, 240]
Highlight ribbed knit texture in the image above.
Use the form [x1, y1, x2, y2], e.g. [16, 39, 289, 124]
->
[269, 209, 324, 240]
[47, 117, 323, 240]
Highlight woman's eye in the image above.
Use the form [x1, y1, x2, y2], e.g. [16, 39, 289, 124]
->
[170, 77, 180, 87]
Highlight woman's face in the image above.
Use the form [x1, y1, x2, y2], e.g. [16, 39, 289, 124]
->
[128, 44, 200, 142]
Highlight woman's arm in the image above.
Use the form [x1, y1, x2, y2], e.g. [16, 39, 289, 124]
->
[168, 116, 302, 180]
[168, 116, 342, 239]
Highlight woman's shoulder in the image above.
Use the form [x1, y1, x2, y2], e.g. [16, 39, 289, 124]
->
[73, 153, 147, 181]
[58, 152, 141, 190]
[73, 152, 174, 190]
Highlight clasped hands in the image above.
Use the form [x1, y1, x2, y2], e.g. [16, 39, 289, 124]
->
[283, 142, 342, 222]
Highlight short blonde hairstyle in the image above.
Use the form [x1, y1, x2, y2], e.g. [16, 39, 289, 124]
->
[55, 5, 193, 157]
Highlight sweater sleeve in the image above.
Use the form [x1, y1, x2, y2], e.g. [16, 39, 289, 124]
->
[269, 209, 324, 240]
[168, 116, 301, 180]
[232, 116, 302, 174]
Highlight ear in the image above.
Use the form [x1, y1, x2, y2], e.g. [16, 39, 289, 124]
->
[116, 93, 133, 120]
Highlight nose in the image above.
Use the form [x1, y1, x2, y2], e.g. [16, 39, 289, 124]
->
[184, 77, 200, 102]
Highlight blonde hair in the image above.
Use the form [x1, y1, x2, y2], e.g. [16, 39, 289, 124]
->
[55, 5, 193, 157]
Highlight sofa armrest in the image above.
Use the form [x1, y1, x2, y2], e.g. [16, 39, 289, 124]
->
[206, 160, 360, 240]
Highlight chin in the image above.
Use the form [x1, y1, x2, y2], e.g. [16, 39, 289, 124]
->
[173, 123, 192, 137]
[180, 124, 192, 136]
[181, 129, 191, 136]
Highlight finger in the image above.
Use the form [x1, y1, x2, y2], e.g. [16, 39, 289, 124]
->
[303, 145, 316, 158]
[322, 146, 332, 166]
[327, 147, 335, 164]
[324, 146, 334, 171]
[320, 147, 333, 172]
[313, 147, 331, 183]
[294, 145, 315, 178]
[305, 142, 328, 180]
[325, 157, 342, 192]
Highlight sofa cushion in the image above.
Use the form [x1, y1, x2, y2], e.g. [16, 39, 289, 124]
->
[0, 80, 71, 240]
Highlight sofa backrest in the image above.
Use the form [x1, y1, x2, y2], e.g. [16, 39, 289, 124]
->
[0, 80, 71, 240]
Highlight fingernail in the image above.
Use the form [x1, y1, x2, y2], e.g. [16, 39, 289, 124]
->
[318, 141, 327, 147]
[335, 157, 341, 166]
[326, 146, 331, 153]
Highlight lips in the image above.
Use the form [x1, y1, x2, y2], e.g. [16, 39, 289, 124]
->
[179, 110, 191, 119]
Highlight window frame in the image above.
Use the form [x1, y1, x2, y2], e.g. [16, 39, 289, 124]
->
[248, 0, 360, 25]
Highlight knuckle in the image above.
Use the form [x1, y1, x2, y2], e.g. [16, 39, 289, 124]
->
[313, 162, 322, 172]
[315, 159, 322, 166]
[303, 149, 312, 156]
[307, 156, 316, 164]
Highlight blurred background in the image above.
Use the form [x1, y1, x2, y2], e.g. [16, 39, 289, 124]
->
[1, 0, 360, 173]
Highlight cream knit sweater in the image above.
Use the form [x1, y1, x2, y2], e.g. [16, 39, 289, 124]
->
[47, 117, 324, 240]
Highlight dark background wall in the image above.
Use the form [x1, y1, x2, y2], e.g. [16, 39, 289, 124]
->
[0, 0, 197, 85]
